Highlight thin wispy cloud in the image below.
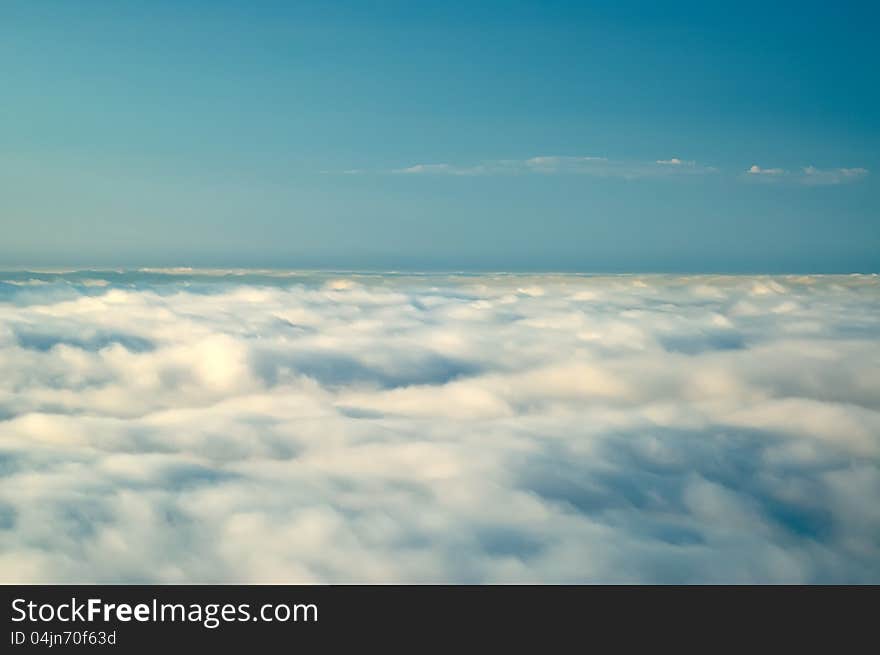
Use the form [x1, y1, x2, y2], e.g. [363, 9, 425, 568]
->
[387, 155, 716, 179]
[747, 165, 787, 177]
[330, 158, 868, 186]
[747, 164, 869, 185]
[801, 166, 869, 185]
[656, 157, 695, 166]
[393, 163, 483, 175]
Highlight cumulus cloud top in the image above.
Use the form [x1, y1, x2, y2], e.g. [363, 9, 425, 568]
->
[1, 271, 879, 583]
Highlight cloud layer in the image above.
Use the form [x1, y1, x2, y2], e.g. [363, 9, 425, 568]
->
[1, 271, 878, 582]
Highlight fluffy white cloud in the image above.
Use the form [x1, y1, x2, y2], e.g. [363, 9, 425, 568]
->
[0, 271, 878, 582]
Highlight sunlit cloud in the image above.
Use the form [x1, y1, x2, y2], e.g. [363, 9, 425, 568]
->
[0, 271, 878, 582]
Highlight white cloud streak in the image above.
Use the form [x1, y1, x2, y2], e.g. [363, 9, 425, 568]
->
[0, 272, 878, 582]
[656, 158, 695, 166]
[801, 166, 869, 185]
[390, 155, 715, 179]
[747, 165, 869, 185]
[748, 165, 786, 176]
[333, 158, 868, 185]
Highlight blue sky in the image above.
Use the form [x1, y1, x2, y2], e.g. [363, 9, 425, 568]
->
[1, 0, 878, 271]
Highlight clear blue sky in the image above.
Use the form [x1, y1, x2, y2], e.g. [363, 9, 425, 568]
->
[2, 0, 878, 271]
